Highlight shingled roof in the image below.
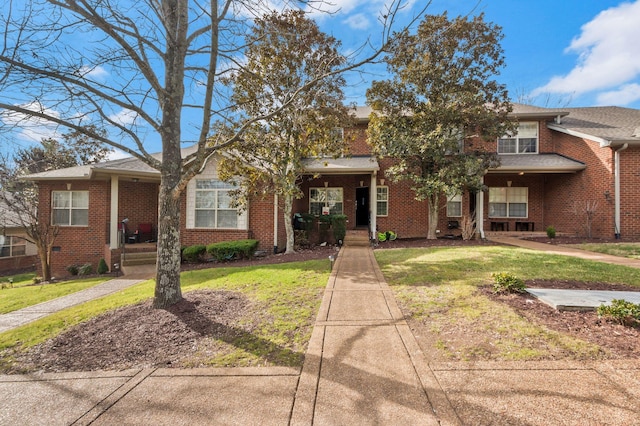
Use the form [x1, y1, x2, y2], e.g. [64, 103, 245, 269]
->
[548, 106, 640, 146]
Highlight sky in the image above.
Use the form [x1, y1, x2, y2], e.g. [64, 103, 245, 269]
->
[315, 0, 640, 109]
[1, 0, 640, 157]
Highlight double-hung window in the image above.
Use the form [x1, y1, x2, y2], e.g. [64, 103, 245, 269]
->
[446, 194, 462, 217]
[52, 191, 89, 226]
[376, 186, 389, 216]
[0, 236, 26, 258]
[498, 122, 538, 154]
[489, 187, 528, 218]
[310, 187, 343, 215]
[194, 180, 239, 228]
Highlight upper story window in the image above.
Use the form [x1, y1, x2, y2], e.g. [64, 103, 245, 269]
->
[52, 191, 89, 226]
[310, 187, 343, 215]
[0, 236, 26, 258]
[194, 179, 241, 229]
[498, 122, 538, 154]
[376, 186, 389, 216]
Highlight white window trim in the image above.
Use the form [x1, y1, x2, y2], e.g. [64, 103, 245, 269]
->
[488, 187, 529, 218]
[498, 122, 539, 155]
[376, 186, 389, 217]
[0, 236, 27, 258]
[446, 193, 462, 217]
[52, 190, 89, 226]
[191, 179, 246, 230]
[185, 159, 247, 230]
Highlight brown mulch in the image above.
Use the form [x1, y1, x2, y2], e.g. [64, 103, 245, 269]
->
[3, 236, 639, 373]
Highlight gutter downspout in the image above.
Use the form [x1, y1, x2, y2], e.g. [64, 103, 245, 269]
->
[273, 194, 278, 254]
[614, 143, 629, 239]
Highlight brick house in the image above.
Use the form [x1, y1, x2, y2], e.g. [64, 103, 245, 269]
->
[23, 103, 640, 277]
[0, 202, 38, 274]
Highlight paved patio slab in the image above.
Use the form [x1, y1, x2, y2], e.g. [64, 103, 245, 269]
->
[527, 288, 640, 311]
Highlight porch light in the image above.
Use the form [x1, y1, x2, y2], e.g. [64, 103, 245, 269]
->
[507, 181, 512, 187]
[518, 172, 525, 176]
[324, 181, 328, 187]
[66, 183, 72, 190]
[380, 179, 385, 185]
[360, 181, 364, 187]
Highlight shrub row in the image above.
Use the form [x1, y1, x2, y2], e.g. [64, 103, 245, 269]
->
[181, 239, 259, 263]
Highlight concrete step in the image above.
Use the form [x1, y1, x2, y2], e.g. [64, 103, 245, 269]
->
[344, 231, 370, 247]
[121, 251, 157, 267]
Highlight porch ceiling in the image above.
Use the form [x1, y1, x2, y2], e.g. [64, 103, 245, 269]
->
[302, 156, 379, 174]
[489, 154, 586, 174]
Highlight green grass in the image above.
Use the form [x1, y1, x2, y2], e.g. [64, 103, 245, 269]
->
[0, 259, 330, 369]
[0, 277, 110, 314]
[0, 272, 36, 287]
[375, 245, 638, 361]
[574, 242, 640, 260]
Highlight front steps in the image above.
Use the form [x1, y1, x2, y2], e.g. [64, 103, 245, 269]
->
[121, 250, 157, 267]
[344, 230, 370, 247]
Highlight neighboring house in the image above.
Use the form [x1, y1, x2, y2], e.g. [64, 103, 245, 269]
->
[0, 202, 38, 274]
[23, 104, 640, 277]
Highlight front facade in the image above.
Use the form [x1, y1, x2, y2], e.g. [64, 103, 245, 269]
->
[25, 104, 640, 277]
[0, 203, 38, 274]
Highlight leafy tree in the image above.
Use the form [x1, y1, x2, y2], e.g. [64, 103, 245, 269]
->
[0, 0, 428, 308]
[366, 13, 514, 239]
[0, 130, 111, 281]
[218, 10, 352, 254]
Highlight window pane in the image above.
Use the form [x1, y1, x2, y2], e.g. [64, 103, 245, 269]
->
[0, 247, 9, 257]
[509, 203, 527, 217]
[217, 191, 233, 209]
[508, 187, 528, 202]
[329, 203, 343, 215]
[489, 203, 507, 217]
[447, 201, 462, 217]
[53, 209, 70, 225]
[309, 188, 323, 203]
[217, 210, 238, 228]
[326, 188, 342, 202]
[377, 201, 388, 216]
[498, 138, 516, 153]
[196, 179, 234, 189]
[11, 245, 26, 256]
[52, 192, 70, 208]
[518, 138, 537, 153]
[71, 209, 88, 226]
[195, 210, 215, 228]
[72, 191, 89, 208]
[310, 202, 323, 216]
[489, 187, 507, 203]
[518, 122, 538, 138]
[376, 187, 388, 201]
[195, 191, 215, 209]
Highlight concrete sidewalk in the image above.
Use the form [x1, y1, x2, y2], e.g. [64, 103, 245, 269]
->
[0, 245, 639, 425]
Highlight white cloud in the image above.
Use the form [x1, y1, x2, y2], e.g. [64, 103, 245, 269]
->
[596, 83, 640, 105]
[532, 1, 640, 97]
[342, 13, 371, 30]
[0, 101, 61, 142]
[108, 109, 138, 126]
[79, 65, 108, 80]
[105, 149, 131, 161]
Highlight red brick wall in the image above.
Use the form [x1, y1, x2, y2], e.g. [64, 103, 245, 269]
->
[0, 255, 37, 274]
[618, 146, 640, 238]
[482, 175, 545, 233]
[346, 123, 372, 156]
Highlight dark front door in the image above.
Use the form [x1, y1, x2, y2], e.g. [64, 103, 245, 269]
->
[356, 187, 369, 228]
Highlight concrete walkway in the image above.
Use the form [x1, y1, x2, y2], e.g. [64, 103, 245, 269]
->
[0, 245, 639, 424]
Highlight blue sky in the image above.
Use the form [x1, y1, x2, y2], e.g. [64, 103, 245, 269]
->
[314, 0, 640, 109]
[2, 0, 639, 157]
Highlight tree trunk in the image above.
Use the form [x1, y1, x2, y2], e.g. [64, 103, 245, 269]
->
[427, 193, 439, 240]
[153, 169, 183, 308]
[37, 244, 51, 282]
[283, 194, 295, 254]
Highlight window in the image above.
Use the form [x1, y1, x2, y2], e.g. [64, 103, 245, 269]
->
[376, 186, 389, 216]
[446, 194, 462, 217]
[52, 191, 89, 226]
[498, 122, 538, 154]
[310, 187, 343, 215]
[489, 187, 528, 218]
[194, 180, 240, 228]
[0, 236, 26, 258]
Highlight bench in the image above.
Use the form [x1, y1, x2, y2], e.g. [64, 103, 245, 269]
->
[515, 221, 534, 232]
[490, 221, 509, 231]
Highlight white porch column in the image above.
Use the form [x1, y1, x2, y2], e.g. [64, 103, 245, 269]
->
[369, 172, 377, 240]
[273, 194, 279, 253]
[110, 176, 119, 249]
[477, 177, 485, 239]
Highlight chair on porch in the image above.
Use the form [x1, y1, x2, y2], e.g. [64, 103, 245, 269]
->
[135, 223, 154, 243]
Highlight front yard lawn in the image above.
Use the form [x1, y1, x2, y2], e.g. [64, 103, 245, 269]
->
[573, 242, 640, 259]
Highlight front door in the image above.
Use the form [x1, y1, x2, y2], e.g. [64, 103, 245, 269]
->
[356, 187, 369, 228]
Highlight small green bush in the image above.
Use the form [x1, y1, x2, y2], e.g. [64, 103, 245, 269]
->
[66, 265, 79, 276]
[546, 225, 556, 239]
[182, 244, 207, 263]
[207, 239, 259, 262]
[331, 214, 347, 243]
[597, 299, 640, 326]
[78, 263, 93, 276]
[97, 258, 109, 275]
[491, 272, 526, 294]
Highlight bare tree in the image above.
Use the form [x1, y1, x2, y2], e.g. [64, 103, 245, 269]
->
[571, 199, 599, 238]
[0, 0, 429, 308]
